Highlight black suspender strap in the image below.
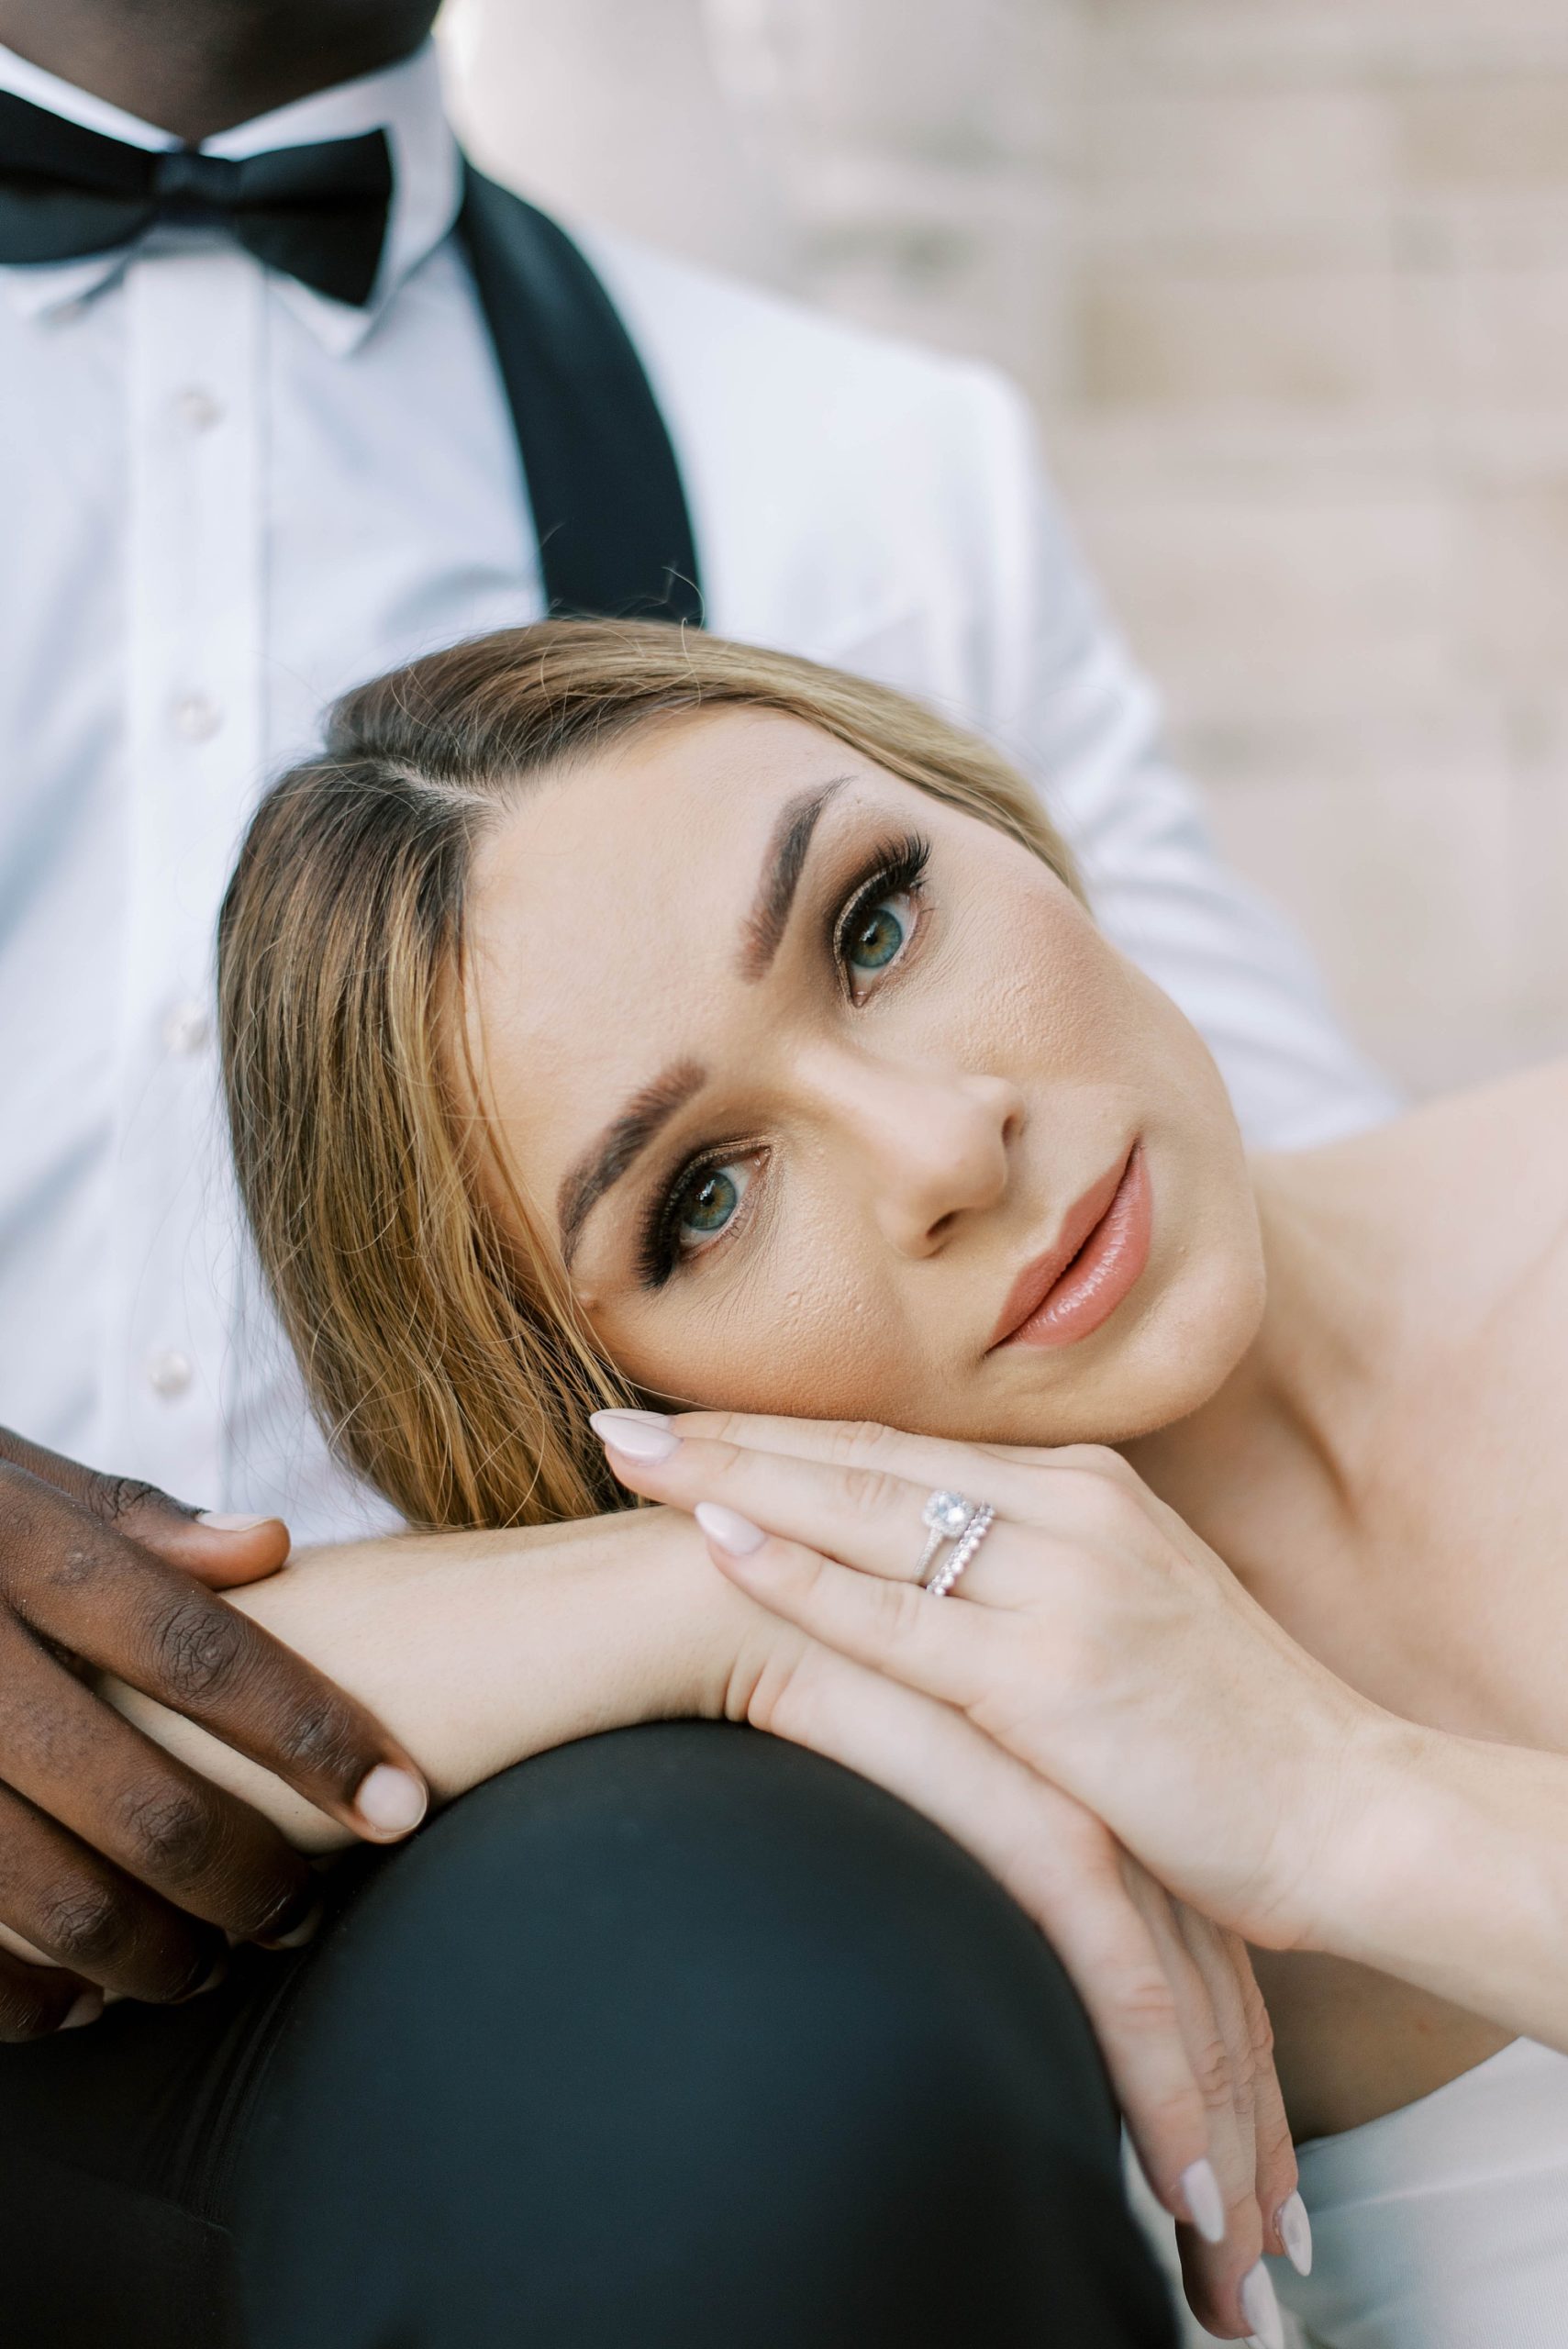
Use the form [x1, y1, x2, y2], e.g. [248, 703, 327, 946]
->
[458, 164, 703, 626]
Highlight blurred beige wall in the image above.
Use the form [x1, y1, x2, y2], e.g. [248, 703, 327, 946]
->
[442, 0, 1568, 1102]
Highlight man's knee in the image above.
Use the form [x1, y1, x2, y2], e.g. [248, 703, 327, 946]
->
[238, 1725, 1173, 2347]
[310, 1720, 1118, 2163]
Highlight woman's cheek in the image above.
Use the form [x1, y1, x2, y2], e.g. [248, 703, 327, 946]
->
[627, 1254, 912, 1423]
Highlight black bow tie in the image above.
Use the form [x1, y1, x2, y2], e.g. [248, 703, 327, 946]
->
[0, 88, 393, 306]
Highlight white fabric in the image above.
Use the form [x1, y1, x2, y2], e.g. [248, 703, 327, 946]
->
[0, 38, 1396, 1542]
[1279, 2038, 1568, 2348]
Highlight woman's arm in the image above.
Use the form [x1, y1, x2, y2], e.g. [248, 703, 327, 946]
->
[1325, 1720, 1568, 2044]
[107, 1504, 757, 1852]
[107, 1487, 1307, 2331]
[604, 1406, 1568, 2059]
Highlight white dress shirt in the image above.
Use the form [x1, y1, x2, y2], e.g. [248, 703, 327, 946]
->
[0, 39, 1396, 1541]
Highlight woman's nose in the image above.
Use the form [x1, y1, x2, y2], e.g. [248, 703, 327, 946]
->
[818, 1056, 1024, 1258]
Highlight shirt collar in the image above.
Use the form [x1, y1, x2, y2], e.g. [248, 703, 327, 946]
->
[0, 37, 462, 351]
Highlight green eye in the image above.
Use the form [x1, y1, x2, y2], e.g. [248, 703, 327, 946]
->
[847, 896, 908, 974]
[675, 1161, 751, 1250]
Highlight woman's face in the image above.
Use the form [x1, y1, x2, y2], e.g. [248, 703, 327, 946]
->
[464, 707, 1265, 1443]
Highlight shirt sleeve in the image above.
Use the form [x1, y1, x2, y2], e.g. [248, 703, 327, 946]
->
[957, 362, 1400, 1152]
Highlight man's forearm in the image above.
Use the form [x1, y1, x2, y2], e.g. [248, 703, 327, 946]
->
[108, 1505, 760, 1853]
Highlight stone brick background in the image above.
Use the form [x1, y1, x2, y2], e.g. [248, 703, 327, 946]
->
[442, 0, 1568, 1110]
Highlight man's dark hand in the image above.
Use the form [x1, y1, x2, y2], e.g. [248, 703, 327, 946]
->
[0, 1429, 428, 2040]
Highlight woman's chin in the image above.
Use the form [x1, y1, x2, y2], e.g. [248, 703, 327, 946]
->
[984, 1250, 1265, 1448]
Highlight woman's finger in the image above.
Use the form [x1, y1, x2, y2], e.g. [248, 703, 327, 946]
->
[1162, 1898, 1307, 2289]
[596, 1411, 973, 1575]
[741, 1630, 1223, 2235]
[669, 1408, 1119, 1488]
[1229, 1932, 1309, 2277]
[1175, 1904, 1261, 2221]
[668, 1408, 1066, 1494]
[592, 1410, 1065, 1605]
[1125, 1881, 1274, 2344]
[671, 1408, 964, 1475]
[692, 1500, 994, 1725]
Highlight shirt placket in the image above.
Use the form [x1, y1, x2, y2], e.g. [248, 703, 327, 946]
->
[108, 244, 263, 1505]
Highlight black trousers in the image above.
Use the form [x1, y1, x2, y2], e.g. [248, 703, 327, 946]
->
[0, 1723, 1176, 2348]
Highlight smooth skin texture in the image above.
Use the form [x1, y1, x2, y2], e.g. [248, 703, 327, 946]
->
[454, 707, 1568, 2317]
[462, 707, 1263, 1449]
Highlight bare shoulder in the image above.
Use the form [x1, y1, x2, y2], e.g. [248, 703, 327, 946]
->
[1302, 1058, 1568, 1242]
[1250, 1060, 1568, 1344]
[1429, 1056, 1568, 1144]
[1360, 1056, 1568, 1160]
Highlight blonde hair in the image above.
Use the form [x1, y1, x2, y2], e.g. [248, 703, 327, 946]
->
[217, 620, 1081, 1531]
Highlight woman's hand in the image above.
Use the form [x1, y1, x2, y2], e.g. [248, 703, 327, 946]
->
[592, 1406, 1384, 1963]
[729, 1612, 1305, 2343]
[593, 1416, 1312, 2339]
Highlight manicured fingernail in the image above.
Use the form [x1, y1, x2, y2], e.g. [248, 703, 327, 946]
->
[590, 1408, 680, 1464]
[197, 1510, 275, 1531]
[1240, 2260, 1284, 2349]
[354, 1764, 428, 1835]
[695, 1502, 767, 1556]
[61, 1990, 103, 2031]
[1276, 2188, 1312, 2277]
[1179, 2157, 1226, 2244]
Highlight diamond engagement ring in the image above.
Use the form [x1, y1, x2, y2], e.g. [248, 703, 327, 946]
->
[914, 1489, 980, 1587]
[926, 1503, 995, 1599]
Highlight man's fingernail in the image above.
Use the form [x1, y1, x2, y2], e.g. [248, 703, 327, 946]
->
[1276, 2188, 1312, 2277]
[695, 1502, 767, 1556]
[1240, 2260, 1284, 2349]
[61, 1990, 103, 2031]
[589, 1409, 680, 1464]
[270, 1901, 324, 1951]
[254, 1895, 324, 1953]
[1179, 2156, 1226, 2244]
[354, 1764, 428, 1835]
[197, 1511, 275, 1532]
[175, 1955, 228, 2001]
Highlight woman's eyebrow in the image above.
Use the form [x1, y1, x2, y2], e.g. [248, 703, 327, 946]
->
[558, 776, 851, 1267]
[737, 776, 850, 982]
[559, 1059, 706, 1267]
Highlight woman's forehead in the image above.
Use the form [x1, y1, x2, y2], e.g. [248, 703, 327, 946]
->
[469, 707, 876, 963]
[461, 707, 894, 1195]
[477, 705, 867, 889]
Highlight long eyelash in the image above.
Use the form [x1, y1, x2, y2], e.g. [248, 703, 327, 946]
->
[637, 1147, 731, 1291]
[637, 830, 934, 1290]
[831, 830, 931, 978]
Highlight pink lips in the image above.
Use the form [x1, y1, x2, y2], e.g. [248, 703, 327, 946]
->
[988, 1144, 1152, 1353]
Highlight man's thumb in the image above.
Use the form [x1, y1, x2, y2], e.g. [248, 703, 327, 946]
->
[119, 1497, 291, 1586]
